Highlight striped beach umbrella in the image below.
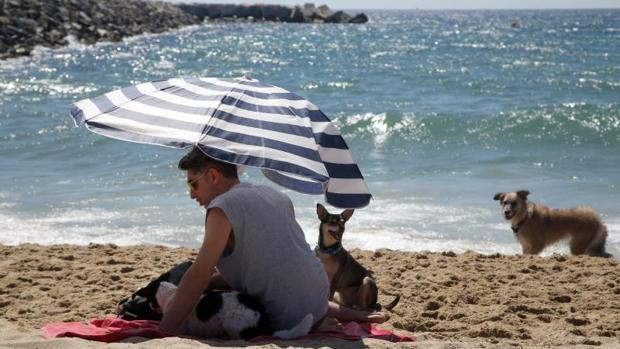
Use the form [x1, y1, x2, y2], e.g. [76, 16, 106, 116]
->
[70, 76, 371, 208]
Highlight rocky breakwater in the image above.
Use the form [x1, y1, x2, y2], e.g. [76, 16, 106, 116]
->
[0, 0, 198, 60]
[0, 1, 368, 60]
[176, 3, 368, 24]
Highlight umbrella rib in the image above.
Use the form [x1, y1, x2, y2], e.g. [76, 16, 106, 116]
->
[196, 78, 229, 143]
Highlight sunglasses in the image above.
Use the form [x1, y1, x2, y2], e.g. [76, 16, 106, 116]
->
[186, 170, 208, 191]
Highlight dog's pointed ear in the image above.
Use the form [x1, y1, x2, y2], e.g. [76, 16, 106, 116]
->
[493, 192, 505, 201]
[517, 190, 530, 200]
[316, 203, 328, 221]
[341, 209, 354, 222]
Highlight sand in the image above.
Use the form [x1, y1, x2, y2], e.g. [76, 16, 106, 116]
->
[0, 243, 619, 349]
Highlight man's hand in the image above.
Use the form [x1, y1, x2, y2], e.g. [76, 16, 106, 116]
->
[326, 301, 388, 324]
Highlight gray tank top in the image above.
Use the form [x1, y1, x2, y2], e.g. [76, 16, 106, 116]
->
[207, 182, 329, 330]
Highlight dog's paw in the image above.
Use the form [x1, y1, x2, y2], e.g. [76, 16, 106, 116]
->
[156, 281, 178, 310]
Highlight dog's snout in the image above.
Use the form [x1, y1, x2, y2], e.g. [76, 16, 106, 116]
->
[503, 207, 516, 220]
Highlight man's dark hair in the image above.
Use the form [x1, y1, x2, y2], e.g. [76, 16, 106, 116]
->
[178, 147, 238, 179]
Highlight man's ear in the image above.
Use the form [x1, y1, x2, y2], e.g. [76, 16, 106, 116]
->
[316, 203, 328, 221]
[516, 190, 530, 200]
[493, 192, 505, 201]
[207, 167, 221, 183]
[341, 209, 354, 222]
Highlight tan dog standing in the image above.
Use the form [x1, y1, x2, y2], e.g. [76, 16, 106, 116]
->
[315, 204, 399, 311]
[493, 190, 611, 257]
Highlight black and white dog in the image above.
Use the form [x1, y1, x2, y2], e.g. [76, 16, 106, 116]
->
[156, 282, 314, 340]
[156, 281, 270, 339]
[116, 261, 312, 340]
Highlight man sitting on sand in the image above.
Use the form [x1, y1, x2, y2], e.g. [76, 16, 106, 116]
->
[159, 147, 385, 335]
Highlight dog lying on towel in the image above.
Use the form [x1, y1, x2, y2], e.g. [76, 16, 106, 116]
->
[156, 282, 313, 340]
[117, 261, 312, 339]
[494, 190, 611, 257]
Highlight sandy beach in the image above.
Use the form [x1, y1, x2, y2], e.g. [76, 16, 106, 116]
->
[0, 243, 618, 349]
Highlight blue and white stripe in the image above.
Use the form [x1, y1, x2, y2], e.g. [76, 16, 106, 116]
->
[70, 77, 371, 208]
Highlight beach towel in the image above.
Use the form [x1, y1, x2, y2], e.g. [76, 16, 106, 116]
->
[253, 321, 415, 343]
[42, 317, 166, 342]
[42, 316, 415, 343]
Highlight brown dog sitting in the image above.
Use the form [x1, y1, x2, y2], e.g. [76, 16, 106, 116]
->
[315, 203, 400, 311]
[493, 190, 611, 257]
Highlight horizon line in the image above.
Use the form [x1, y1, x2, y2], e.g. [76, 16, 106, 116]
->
[336, 7, 620, 11]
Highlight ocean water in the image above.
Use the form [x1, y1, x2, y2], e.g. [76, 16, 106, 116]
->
[1, 10, 619, 256]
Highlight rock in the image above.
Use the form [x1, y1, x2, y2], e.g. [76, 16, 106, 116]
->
[261, 5, 291, 21]
[44, 29, 66, 45]
[4, 24, 25, 36]
[325, 11, 351, 23]
[300, 3, 320, 20]
[70, 22, 83, 31]
[349, 13, 369, 23]
[233, 5, 263, 19]
[247, 5, 264, 19]
[6, 0, 21, 7]
[316, 4, 333, 18]
[219, 5, 237, 18]
[232, 5, 250, 18]
[289, 6, 306, 23]
[177, 3, 364, 24]
[15, 18, 38, 33]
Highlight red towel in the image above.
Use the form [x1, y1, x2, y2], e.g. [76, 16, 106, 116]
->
[42, 316, 415, 343]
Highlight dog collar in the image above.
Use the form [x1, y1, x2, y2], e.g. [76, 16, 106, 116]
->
[316, 242, 343, 255]
[511, 216, 529, 233]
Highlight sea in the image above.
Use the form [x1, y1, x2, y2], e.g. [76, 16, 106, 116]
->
[1, 9, 619, 256]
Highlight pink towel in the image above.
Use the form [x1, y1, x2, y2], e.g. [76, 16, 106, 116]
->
[252, 321, 415, 342]
[42, 317, 167, 342]
[42, 316, 415, 343]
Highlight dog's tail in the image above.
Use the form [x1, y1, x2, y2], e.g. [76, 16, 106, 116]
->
[365, 279, 400, 311]
[383, 294, 401, 310]
[377, 294, 400, 311]
[586, 225, 612, 258]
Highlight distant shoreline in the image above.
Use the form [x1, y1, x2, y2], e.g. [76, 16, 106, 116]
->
[0, 1, 367, 60]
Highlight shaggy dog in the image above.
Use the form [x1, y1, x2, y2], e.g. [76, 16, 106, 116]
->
[493, 190, 611, 257]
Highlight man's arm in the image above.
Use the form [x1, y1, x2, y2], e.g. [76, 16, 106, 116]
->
[158, 207, 232, 333]
[207, 271, 232, 291]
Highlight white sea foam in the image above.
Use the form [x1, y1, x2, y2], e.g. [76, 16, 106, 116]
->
[337, 113, 390, 146]
[2, 200, 618, 258]
[299, 195, 516, 255]
[605, 218, 620, 244]
[296, 194, 620, 257]
[0, 209, 202, 247]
